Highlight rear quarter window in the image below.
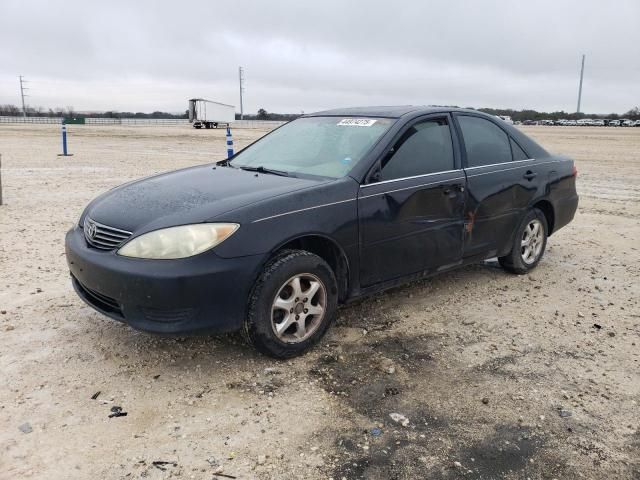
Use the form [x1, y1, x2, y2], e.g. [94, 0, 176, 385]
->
[457, 116, 512, 167]
[510, 138, 530, 161]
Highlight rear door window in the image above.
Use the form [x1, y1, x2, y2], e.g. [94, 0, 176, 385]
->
[380, 118, 454, 181]
[457, 115, 512, 167]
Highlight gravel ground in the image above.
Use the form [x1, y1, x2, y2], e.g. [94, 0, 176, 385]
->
[0, 124, 638, 479]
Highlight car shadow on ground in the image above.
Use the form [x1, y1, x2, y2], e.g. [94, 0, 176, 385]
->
[85, 259, 507, 366]
[72, 257, 515, 385]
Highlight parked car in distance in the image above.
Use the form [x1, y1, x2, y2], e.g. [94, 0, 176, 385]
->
[608, 120, 621, 127]
[539, 119, 554, 126]
[66, 106, 579, 357]
[621, 119, 635, 127]
[522, 120, 537, 126]
[495, 115, 514, 125]
[592, 119, 605, 126]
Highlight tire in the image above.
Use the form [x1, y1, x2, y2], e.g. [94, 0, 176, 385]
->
[243, 250, 338, 358]
[499, 208, 548, 274]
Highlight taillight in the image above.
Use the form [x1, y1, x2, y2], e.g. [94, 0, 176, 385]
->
[572, 165, 578, 177]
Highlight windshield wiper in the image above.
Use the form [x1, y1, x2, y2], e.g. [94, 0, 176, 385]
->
[238, 165, 290, 177]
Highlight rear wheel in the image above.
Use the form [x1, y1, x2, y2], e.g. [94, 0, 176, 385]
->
[499, 208, 548, 274]
[243, 250, 338, 358]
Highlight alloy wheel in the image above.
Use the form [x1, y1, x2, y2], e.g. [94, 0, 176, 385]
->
[521, 219, 544, 264]
[271, 273, 327, 343]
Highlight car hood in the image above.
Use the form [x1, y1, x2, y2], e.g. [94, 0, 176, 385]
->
[85, 164, 323, 232]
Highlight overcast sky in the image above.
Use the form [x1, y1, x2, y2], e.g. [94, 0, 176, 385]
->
[1, 0, 638, 114]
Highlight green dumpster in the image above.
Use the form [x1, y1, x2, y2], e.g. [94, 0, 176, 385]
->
[63, 117, 85, 125]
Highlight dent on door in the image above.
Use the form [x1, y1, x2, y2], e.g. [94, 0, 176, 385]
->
[359, 175, 465, 286]
[463, 165, 539, 257]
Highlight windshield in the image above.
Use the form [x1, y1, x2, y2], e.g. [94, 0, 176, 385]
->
[230, 116, 394, 178]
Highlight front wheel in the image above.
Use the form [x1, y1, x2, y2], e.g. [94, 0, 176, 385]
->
[499, 208, 548, 274]
[243, 250, 338, 358]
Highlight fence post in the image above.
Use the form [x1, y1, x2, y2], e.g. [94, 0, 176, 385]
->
[226, 126, 234, 158]
[57, 121, 73, 157]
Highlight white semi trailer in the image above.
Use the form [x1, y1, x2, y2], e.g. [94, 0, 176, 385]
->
[188, 99, 235, 129]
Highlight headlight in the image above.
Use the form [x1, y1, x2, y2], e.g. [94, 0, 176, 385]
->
[117, 223, 239, 259]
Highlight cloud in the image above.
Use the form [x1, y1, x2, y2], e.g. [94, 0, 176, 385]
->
[1, 0, 638, 113]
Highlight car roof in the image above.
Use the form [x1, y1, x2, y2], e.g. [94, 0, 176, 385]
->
[305, 105, 468, 118]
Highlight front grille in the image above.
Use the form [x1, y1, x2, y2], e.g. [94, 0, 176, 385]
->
[83, 217, 132, 251]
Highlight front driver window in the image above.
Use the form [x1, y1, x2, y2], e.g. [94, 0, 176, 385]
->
[380, 118, 454, 181]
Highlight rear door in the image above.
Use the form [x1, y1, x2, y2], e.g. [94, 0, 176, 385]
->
[358, 115, 466, 287]
[453, 113, 541, 258]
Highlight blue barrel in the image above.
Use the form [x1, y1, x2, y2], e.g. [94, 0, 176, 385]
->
[226, 126, 234, 158]
[61, 123, 68, 156]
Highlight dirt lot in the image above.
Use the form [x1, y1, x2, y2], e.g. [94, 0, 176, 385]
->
[0, 124, 638, 480]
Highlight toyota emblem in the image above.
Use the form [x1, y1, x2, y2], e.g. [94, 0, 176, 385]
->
[85, 220, 97, 239]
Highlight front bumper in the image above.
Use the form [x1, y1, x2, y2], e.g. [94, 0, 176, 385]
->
[65, 226, 265, 334]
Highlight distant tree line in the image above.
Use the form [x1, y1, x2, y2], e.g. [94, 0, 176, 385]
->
[236, 108, 301, 121]
[475, 106, 640, 121]
[88, 110, 189, 119]
[1, 104, 638, 121]
[0, 104, 188, 119]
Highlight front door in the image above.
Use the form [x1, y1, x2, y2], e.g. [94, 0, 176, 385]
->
[358, 116, 466, 287]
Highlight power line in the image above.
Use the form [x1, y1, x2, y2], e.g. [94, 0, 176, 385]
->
[238, 66, 245, 120]
[576, 54, 585, 113]
[19, 75, 29, 117]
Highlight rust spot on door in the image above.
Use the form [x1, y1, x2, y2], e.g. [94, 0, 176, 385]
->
[465, 211, 476, 233]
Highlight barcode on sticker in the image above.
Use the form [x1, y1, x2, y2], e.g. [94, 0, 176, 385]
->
[337, 118, 377, 127]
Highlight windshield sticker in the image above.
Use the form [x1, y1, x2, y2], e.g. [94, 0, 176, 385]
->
[337, 118, 377, 127]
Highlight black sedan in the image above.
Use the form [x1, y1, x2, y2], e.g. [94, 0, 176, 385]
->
[66, 106, 579, 358]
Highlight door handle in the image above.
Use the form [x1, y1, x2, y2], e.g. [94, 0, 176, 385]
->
[523, 170, 537, 181]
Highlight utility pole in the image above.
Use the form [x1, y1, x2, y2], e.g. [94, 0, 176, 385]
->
[19, 75, 28, 117]
[576, 54, 585, 113]
[238, 66, 245, 120]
